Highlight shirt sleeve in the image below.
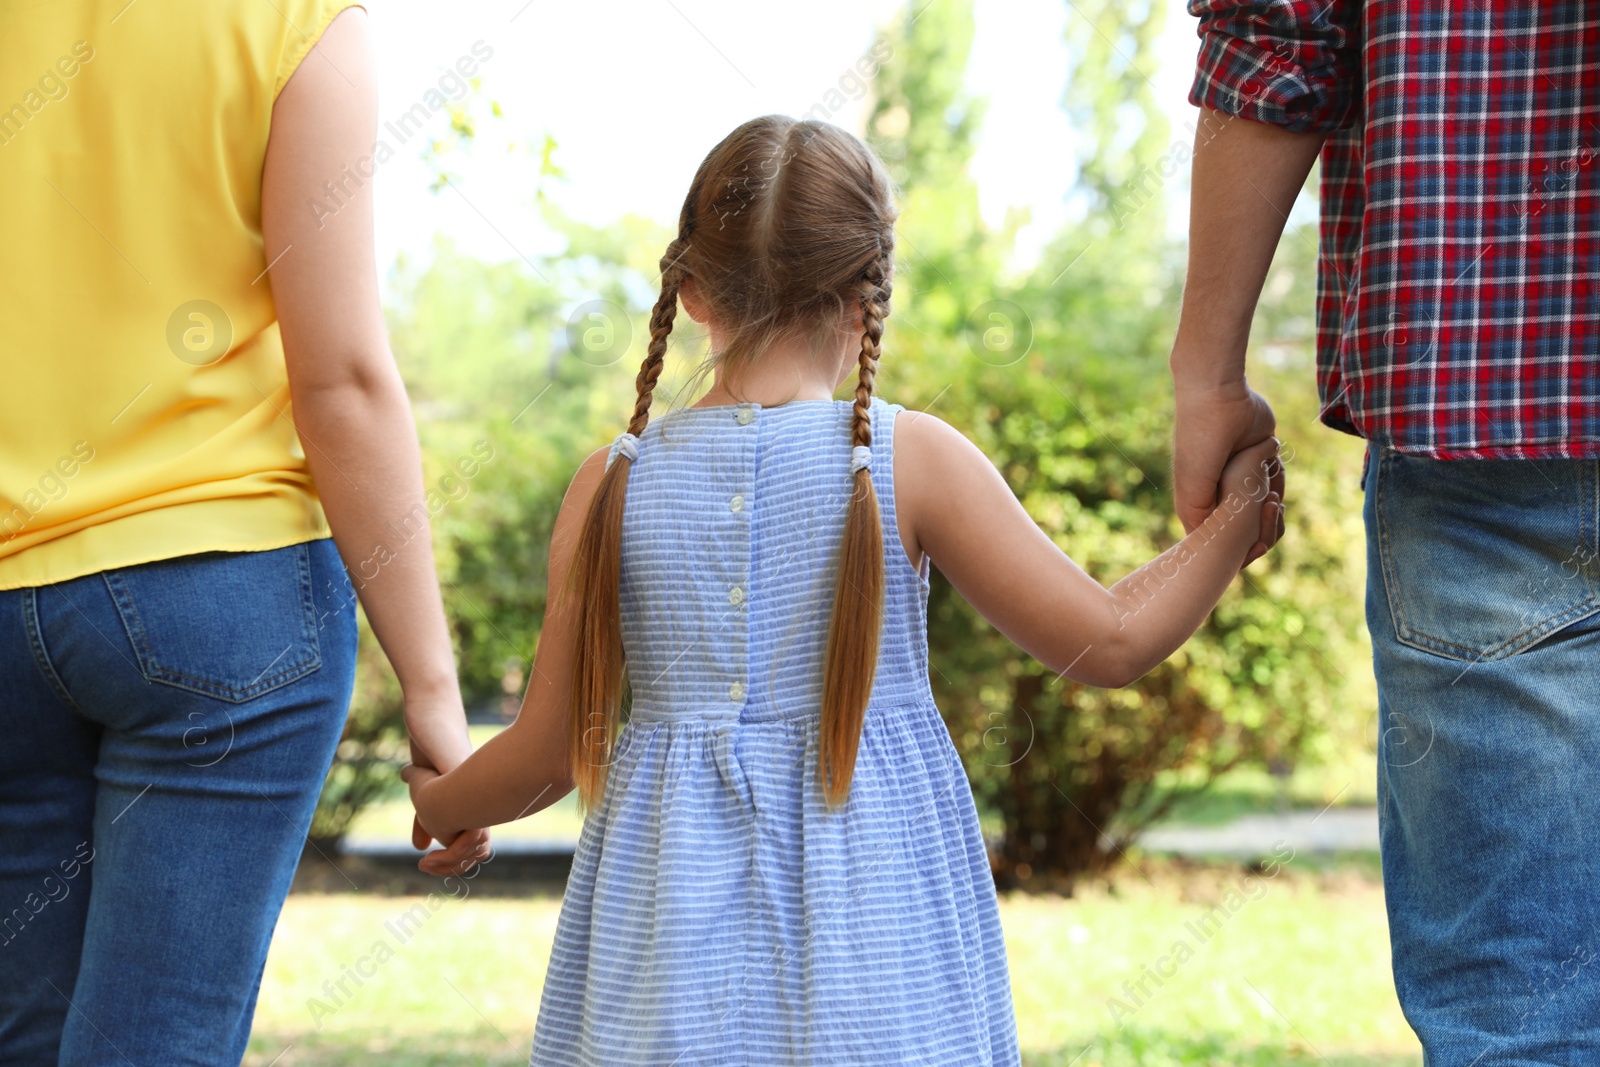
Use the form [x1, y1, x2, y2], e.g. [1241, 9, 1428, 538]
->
[273, 0, 367, 99]
[1186, 0, 1362, 133]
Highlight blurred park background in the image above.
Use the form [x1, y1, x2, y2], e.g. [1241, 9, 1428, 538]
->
[246, 0, 1420, 1063]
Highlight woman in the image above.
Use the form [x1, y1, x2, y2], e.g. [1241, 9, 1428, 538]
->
[0, 4, 482, 1062]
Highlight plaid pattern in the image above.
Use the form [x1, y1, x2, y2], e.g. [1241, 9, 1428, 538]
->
[1189, 1, 1600, 459]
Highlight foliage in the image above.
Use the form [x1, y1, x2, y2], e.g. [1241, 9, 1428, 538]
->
[309, 0, 1374, 876]
[310, 198, 699, 836]
[866, 0, 1370, 887]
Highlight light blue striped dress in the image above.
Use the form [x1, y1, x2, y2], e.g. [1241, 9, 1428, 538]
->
[529, 396, 1021, 1066]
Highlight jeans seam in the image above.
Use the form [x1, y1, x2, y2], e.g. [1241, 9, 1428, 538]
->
[1374, 447, 1412, 647]
[1589, 459, 1599, 588]
[296, 541, 322, 668]
[21, 586, 87, 715]
[102, 569, 154, 677]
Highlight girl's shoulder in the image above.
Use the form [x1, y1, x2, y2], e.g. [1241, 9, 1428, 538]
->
[885, 403, 988, 508]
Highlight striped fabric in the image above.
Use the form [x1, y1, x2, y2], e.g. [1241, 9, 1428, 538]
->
[529, 397, 1021, 1065]
[1188, 1, 1600, 460]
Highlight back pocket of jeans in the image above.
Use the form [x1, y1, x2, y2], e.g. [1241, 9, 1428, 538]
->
[1374, 448, 1600, 662]
[104, 543, 322, 702]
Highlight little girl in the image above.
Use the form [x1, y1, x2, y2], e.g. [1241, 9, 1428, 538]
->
[403, 114, 1282, 1066]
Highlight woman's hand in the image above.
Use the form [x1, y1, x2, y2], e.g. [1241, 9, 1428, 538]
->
[401, 691, 492, 876]
[400, 760, 442, 832]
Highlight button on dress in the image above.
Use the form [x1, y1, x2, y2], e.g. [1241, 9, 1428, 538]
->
[530, 396, 1021, 1066]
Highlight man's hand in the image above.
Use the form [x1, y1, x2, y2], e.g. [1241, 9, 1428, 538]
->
[1172, 374, 1285, 564]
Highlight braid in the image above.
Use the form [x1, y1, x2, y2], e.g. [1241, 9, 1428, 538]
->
[851, 252, 891, 448]
[566, 234, 690, 814]
[817, 248, 894, 810]
[629, 239, 689, 437]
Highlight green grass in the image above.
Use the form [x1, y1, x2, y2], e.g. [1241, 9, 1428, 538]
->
[246, 859, 1419, 1066]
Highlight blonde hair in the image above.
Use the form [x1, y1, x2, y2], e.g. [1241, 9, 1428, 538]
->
[564, 115, 898, 813]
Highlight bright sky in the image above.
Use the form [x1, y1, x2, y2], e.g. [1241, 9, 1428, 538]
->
[364, 0, 1210, 297]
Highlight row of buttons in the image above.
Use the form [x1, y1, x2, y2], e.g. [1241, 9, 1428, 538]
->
[730, 406, 755, 700]
[729, 573, 747, 702]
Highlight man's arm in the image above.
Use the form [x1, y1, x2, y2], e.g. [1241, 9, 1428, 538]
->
[1169, 111, 1324, 535]
[1171, 0, 1361, 535]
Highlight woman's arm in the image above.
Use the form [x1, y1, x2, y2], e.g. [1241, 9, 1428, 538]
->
[262, 9, 483, 865]
[405, 445, 610, 839]
[895, 411, 1280, 689]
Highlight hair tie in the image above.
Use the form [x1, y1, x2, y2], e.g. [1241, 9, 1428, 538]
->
[606, 431, 640, 470]
[850, 445, 872, 474]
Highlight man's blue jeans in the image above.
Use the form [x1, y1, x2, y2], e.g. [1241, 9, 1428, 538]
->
[0, 538, 358, 1065]
[1366, 446, 1600, 1063]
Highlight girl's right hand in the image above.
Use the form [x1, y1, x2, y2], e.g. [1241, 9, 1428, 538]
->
[1217, 437, 1284, 566]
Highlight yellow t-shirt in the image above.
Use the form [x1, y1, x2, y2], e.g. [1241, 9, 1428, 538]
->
[0, 0, 364, 590]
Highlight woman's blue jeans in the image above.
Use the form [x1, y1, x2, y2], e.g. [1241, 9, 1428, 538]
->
[1366, 447, 1600, 1063]
[0, 538, 357, 1065]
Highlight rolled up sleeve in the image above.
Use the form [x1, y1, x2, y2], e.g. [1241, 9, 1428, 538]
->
[1188, 0, 1362, 133]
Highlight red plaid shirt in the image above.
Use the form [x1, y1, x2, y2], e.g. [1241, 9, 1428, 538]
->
[1189, 1, 1600, 460]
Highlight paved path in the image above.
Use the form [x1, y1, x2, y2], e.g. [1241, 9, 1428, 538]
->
[340, 808, 1383, 860]
[1137, 807, 1379, 857]
[340, 834, 579, 857]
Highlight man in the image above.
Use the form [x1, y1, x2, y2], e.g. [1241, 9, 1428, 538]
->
[1170, 2, 1600, 1062]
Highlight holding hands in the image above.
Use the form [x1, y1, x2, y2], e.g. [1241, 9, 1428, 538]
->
[1173, 376, 1286, 568]
[399, 756, 455, 870]
[1214, 428, 1285, 567]
[402, 691, 493, 878]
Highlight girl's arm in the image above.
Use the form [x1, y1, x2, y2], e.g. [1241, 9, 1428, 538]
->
[404, 444, 611, 840]
[894, 412, 1280, 689]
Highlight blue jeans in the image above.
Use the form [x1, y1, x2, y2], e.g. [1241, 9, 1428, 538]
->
[1366, 446, 1600, 1063]
[0, 538, 357, 1066]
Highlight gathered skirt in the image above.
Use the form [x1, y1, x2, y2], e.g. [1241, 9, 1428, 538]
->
[528, 695, 1022, 1066]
